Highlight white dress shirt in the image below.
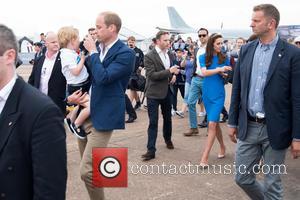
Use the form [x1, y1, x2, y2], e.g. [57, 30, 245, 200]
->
[99, 38, 119, 62]
[39, 51, 58, 95]
[196, 45, 206, 76]
[0, 75, 17, 115]
[155, 46, 170, 69]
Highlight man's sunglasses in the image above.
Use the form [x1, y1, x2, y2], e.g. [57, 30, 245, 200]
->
[296, 42, 300, 45]
[198, 34, 207, 38]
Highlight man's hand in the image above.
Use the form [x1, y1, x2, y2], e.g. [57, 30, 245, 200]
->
[170, 75, 176, 84]
[182, 52, 187, 60]
[169, 65, 180, 74]
[291, 140, 300, 159]
[83, 35, 97, 53]
[228, 127, 238, 143]
[67, 89, 88, 105]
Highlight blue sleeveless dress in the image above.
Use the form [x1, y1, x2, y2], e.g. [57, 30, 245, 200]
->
[199, 54, 230, 122]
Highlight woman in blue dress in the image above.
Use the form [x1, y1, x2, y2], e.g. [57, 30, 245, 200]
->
[199, 33, 232, 166]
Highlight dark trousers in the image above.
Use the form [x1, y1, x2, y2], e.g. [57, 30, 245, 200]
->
[147, 90, 172, 153]
[125, 94, 136, 118]
[171, 84, 185, 111]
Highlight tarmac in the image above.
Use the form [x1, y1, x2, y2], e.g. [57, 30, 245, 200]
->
[17, 65, 300, 200]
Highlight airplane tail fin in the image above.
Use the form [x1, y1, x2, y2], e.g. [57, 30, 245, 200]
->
[167, 7, 193, 29]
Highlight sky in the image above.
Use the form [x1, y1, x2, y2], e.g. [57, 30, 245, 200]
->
[1, 0, 299, 40]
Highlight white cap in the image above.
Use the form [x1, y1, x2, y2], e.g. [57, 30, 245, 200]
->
[294, 36, 300, 43]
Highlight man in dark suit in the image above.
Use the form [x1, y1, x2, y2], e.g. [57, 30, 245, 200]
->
[228, 4, 300, 199]
[0, 24, 67, 200]
[28, 32, 66, 114]
[29, 42, 44, 65]
[142, 31, 180, 161]
[80, 12, 135, 200]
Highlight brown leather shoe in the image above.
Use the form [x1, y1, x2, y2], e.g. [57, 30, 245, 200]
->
[141, 151, 155, 161]
[183, 128, 199, 136]
[165, 141, 174, 149]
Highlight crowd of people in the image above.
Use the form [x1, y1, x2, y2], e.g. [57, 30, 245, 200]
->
[0, 3, 300, 200]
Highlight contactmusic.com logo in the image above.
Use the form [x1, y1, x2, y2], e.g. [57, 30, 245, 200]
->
[92, 148, 128, 187]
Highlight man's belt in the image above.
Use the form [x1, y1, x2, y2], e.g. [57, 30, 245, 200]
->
[248, 115, 266, 124]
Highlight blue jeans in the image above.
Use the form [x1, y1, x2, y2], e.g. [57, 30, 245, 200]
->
[184, 82, 191, 104]
[187, 76, 203, 128]
[235, 121, 287, 200]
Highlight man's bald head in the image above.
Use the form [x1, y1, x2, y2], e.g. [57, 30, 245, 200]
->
[45, 31, 59, 53]
[45, 32, 57, 42]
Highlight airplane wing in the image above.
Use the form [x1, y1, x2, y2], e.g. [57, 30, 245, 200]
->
[155, 27, 193, 34]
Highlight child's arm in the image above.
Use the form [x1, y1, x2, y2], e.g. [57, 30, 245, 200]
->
[70, 54, 86, 76]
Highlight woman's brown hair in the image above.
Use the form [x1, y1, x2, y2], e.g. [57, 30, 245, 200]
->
[205, 33, 226, 67]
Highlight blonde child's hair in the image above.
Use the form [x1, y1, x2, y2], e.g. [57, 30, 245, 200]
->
[57, 26, 79, 48]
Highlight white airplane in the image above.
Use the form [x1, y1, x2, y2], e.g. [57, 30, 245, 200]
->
[156, 7, 251, 38]
[156, 7, 196, 34]
[156, 7, 300, 40]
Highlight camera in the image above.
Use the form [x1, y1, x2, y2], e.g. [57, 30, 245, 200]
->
[16, 57, 23, 68]
[79, 40, 88, 56]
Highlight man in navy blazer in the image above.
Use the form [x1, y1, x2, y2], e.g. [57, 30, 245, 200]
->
[0, 25, 67, 200]
[228, 4, 300, 199]
[76, 12, 134, 200]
